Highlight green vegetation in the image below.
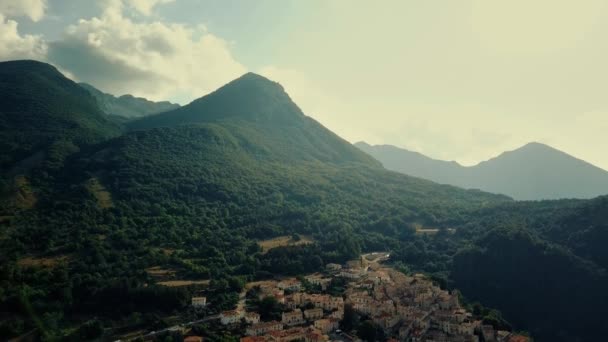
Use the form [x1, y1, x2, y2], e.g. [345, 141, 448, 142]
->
[1, 60, 607, 341]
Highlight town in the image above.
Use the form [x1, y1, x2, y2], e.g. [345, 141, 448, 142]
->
[175, 253, 529, 342]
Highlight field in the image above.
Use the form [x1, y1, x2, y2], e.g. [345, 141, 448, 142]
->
[85, 177, 113, 208]
[257, 235, 315, 254]
[17, 255, 69, 268]
[156, 280, 210, 287]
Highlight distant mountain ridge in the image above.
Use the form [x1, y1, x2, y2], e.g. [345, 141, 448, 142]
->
[79, 82, 180, 118]
[355, 141, 608, 200]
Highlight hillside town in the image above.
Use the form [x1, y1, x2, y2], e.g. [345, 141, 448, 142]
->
[182, 253, 529, 342]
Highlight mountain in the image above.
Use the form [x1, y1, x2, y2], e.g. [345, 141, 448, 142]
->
[2, 61, 607, 342]
[79, 82, 180, 118]
[0, 60, 121, 174]
[355, 141, 608, 200]
[129, 73, 381, 165]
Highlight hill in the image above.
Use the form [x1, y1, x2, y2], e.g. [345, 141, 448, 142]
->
[0, 60, 121, 174]
[355, 141, 608, 200]
[79, 83, 180, 118]
[1, 62, 607, 341]
[129, 73, 379, 165]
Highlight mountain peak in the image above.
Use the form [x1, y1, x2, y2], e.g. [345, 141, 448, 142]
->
[130, 72, 302, 129]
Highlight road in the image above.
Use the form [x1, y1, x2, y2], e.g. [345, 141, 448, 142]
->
[137, 288, 247, 341]
[136, 314, 220, 340]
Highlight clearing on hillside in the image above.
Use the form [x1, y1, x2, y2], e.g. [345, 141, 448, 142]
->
[257, 235, 315, 254]
[17, 255, 70, 268]
[156, 280, 210, 287]
[85, 177, 113, 208]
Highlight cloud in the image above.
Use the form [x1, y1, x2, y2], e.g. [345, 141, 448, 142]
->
[0, 0, 46, 22]
[0, 14, 47, 60]
[45, 0, 246, 102]
[127, 0, 175, 16]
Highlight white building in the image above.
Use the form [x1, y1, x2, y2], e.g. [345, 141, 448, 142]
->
[220, 310, 243, 325]
[191, 296, 207, 307]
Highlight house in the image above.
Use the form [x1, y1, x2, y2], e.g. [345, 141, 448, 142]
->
[305, 330, 329, 342]
[481, 325, 496, 342]
[246, 321, 283, 336]
[184, 336, 204, 342]
[278, 279, 302, 292]
[326, 263, 342, 271]
[267, 327, 306, 342]
[339, 269, 363, 279]
[282, 309, 304, 326]
[304, 308, 323, 320]
[220, 310, 243, 325]
[305, 274, 333, 290]
[313, 318, 340, 334]
[240, 337, 268, 342]
[330, 309, 344, 320]
[245, 312, 261, 324]
[191, 296, 207, 307]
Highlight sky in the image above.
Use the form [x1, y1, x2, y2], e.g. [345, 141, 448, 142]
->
[1, 0, 608, 170]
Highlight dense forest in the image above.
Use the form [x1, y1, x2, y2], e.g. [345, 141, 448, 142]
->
[1, 60, 607, 341]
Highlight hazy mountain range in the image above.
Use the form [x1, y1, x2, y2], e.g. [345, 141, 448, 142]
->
[79, 82, 180, 118]
[1, 60, 608, 342]
[355, 141, 608, 200]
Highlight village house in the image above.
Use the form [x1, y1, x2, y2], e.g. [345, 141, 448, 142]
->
[240, 337, 268, 342]
[303, 308, 323, 320]
[191, 296, 207, 307]
[482, 325, 496, 342]
[267, 327, 306, 342]
[304, 274, 332, 290]
[372, 312, 400, 330]
[245, 312, 261, 324]
[245, 321, 284, 336]
[282, 309, 305, 326]
[326, 263, 342, 271]
[313, 318, 340, 334]
[278, 279, 302, 292]
[339, 268, 364, 279]
[329, 309, 344, 320]
[220, 310, 244, 325]
[184, 336, 204, 342]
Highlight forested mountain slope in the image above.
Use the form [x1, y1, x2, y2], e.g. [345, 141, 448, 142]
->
[0, 60, 121, 172]
[1, 61, 607, 342]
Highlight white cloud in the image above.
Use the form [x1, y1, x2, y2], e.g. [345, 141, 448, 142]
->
[45, 0, 246, 102]
[127, 0, 175, 16]
[0, 14, 47, 60]
[0, 0, 47, 22]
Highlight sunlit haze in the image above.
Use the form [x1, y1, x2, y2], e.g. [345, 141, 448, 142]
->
[3, 0, 607, 169]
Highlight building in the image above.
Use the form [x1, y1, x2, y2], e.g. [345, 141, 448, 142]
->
[304, 308, 323, 320]
[191, 296, 207, 307]
[240, 337, 268, 342]
[267, 327, 306, 342]
[330, 309, 344, 320]
[220, 310, 243, 325]
[278, 279, 302, 292]
[305, 274, 332, 290]
[326, 263, 342, 271]
[282, 309, 304, 326]
[184, 336, 204, 342]
[246, 321, 283, 336]
[245, 312, 261, 324]
[313, 318, 340, 334]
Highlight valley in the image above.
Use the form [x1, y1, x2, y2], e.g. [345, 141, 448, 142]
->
[0, 60, 607, 342]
